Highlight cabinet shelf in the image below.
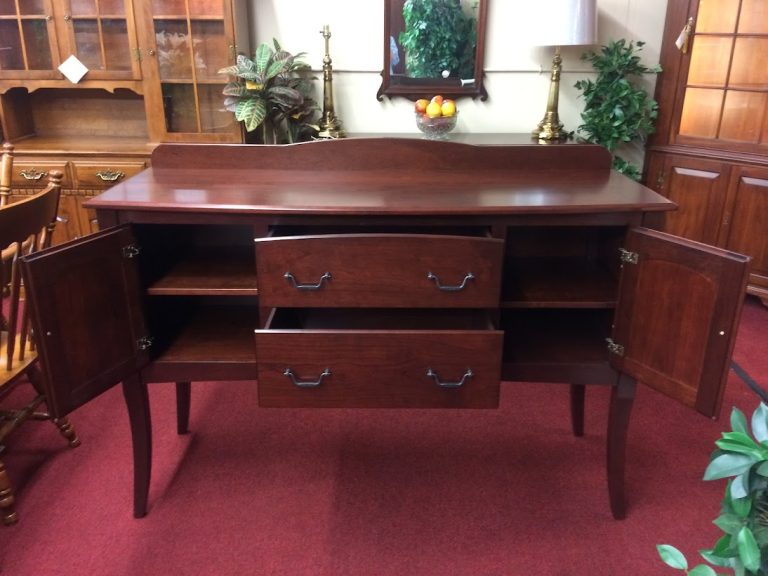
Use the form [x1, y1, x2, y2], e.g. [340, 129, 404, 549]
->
[147, 246, 257, 296]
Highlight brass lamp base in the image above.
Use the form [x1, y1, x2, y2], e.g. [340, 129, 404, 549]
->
[532, 46, 570, 142]
[317, 112, 345, 140]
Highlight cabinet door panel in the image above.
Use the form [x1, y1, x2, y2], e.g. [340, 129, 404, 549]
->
[725, 167, 768, 281]
[611, 227, 750, 418]
[20, 225, 148, 417]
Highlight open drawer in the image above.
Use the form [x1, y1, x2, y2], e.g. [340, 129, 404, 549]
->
[255, 308, 502, 408]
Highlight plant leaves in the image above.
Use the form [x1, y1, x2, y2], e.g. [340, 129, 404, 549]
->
[716, 431, 765, 459]
[731, 495, 752, 518]
[731, 407, 749, 434]
[704, 453, 757, 480]
[714, 512, 744, 535]
[689, 565, 718, 576]
[752, 403, 768, 443]
[736, 526, 760, 572]
[657, 545, 688, 569]
[730, 472, 749, 499]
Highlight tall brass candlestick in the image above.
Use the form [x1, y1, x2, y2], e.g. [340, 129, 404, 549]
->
[316, 24, 345, 139]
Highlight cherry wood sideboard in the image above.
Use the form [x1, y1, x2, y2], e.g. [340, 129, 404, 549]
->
[18, 138, 750, 521]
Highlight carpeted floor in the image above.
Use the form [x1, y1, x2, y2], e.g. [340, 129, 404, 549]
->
[0, 297, 765, 575]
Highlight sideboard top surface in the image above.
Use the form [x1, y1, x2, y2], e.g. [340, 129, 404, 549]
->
[86, 138, 675, 216]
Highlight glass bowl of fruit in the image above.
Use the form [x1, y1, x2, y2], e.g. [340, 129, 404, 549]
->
[415, 96, 458, 140]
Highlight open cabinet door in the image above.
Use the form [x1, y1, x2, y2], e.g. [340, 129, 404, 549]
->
[611, 228, 750, 418]
[21, 225, 150, 418]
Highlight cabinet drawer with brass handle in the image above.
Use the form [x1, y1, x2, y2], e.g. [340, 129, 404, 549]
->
[255, 308, 502, 408]
[12, 162, 71, 188]
[255, 233, 504, 308]
[72, 161, 146, 188]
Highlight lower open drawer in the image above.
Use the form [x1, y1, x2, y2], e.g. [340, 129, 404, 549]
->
[255, 309, 502, 408]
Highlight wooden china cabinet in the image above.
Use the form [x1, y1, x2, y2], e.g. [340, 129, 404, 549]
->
[645, 0, 768, 305]
[0, 0, 248, 243]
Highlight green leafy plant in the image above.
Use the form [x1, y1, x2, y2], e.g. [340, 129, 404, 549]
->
[398, 0, 477, 79]
[574, 39, 661, 181]
[218, 39, 318, 143]
[658, 403, 768, 575]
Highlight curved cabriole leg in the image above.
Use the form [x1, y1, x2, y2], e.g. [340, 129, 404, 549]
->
[176, 382, 191, 435]
[53, 417, 81, 448]
[607, 373, 637, 520]
[570, 384, 585, 437]
[122, 374, 152, 519]
[0, 459, 17, 525]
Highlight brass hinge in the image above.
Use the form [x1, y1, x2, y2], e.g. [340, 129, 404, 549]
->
[619, 248, 639, 264]
[136, 336, 154, 351]
[122, 244, 141, 258]
[133, 48, 142, 62]
[606, 338, 625, 356]
[656, 170, 664, 191]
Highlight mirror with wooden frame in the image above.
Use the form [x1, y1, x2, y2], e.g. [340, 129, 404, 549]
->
[377, 0, 488, 101]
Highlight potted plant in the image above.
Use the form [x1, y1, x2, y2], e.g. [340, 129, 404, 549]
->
[218, 39, 319, 144]
[398, 0, 477, 79]
[574, 39, 661, 181]
[658, 403, 768, 575]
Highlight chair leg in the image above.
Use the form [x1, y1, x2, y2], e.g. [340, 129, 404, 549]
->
[176, 381, 191, 435]
[0, 459, 18, 525]
[52, 417, 81, 448]
[570, 383, 585, 437]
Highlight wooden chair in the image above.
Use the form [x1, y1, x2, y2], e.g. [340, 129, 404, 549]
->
[0, 171, 80, 526]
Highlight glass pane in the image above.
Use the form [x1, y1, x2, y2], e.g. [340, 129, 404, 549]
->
[0, 22, 24, 69]
[22, 19, 53, 69]
[696, 0, 739, 33]
[198, 83, 233, 132]
[719, 91, 767, 142]
[688, 36, 732, 86]
[161, 83, 198, 132]
[0, 0, 16, 15]
[155, 20, 192, 79]
[191, 20, 226, 81]
[70, 0, 96, 16]
[99, 0, 126, 14]
[188, 0, 222, 18]
[679, 88, 724, 138]
[730, 38, 768, 89]
[153, 0, 186, 15]
[739, 0, 768, 33]
[17, 0, 47, 15]
[73, 19, 102, 69]
[102, 19, 131, 70]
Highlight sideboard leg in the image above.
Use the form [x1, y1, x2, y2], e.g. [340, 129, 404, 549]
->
[606, 373, 636, 520]
[122, 374, 152, 519]
[176, 381, 191, 435]
[570, 384, 585, 437]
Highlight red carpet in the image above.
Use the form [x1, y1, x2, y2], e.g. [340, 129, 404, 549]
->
[0, 297, 766, 575]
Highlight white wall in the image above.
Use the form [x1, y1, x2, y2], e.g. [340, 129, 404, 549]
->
[252, 0, 668, 137]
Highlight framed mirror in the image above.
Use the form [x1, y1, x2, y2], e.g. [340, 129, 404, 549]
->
[377, 0, 488, 101]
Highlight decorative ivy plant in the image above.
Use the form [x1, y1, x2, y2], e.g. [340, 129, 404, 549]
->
[218, 39, 318, 143]
[398, 0, 476, 79]
[658, 403, 768, 575]
[574, 39, 661, 181]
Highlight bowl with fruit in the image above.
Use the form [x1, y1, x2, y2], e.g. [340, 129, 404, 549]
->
[415, 96, 458, 140]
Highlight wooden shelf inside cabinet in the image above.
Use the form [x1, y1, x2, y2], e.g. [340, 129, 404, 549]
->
[501, 308, 615, 385]
[501, 258, 618, 308]
[147, 247, 258, 296]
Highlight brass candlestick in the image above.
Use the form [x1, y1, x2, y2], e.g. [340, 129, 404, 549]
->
[316, 24, 345, 139]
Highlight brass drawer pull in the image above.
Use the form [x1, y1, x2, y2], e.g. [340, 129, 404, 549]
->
[284, 271, 332, 290]
[427, 271, 475, 291]
[283, 368, 331, 388]
[20, 169, 47, 181]
[426, 368, 473, 388]
[96, 169, 126, 182]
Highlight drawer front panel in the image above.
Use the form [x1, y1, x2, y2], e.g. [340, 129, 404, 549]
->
[13, 161, 71, 188]
[256, 234, 503, 308]
[72, 161, 146, 188]
[255, 329, 502, 408]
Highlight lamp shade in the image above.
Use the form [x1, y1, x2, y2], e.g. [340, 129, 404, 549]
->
[534, 0, 597, 47]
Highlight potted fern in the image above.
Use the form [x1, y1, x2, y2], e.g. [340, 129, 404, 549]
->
[218, 39, 319, 144]
[574, 39, 661, 181]
[658, 403, 768, 575]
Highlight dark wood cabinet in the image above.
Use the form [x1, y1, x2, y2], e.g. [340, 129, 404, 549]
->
[646, 0, 768, 304]
[19, 139, 750, 521]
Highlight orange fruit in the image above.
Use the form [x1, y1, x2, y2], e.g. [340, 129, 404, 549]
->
[415, 99, 429, 114]
[441, 99, 456, 117]
[426, 101, 443, 118]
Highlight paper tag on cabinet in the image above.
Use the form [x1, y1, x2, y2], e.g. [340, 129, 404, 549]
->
[58, 55, 89, 84]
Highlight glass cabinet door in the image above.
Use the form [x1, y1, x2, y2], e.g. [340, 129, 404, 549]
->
[0, 0, 61, 79]
[678, 0, 768, 148]
[145, 0, 241, 141]
[64, 0, 141, 79]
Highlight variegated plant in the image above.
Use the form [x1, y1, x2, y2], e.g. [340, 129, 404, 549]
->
[219, 39, 318, 143]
